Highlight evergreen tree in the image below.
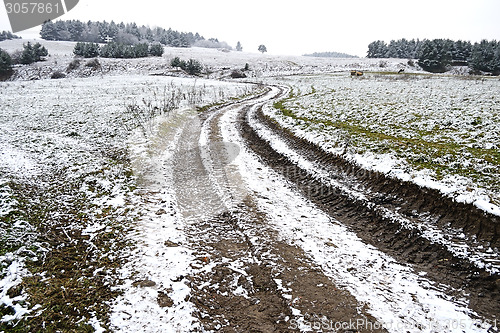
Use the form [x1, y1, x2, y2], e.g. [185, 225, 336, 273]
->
[0, 31, 20, 41]
[148, 43, 164, 57]
[33, 43, 48, 61]
[258, 44, 267, 53]
[367, 40, 388, 58]
[20, 42, 34, 64]
[133, 43, 149, 58]
[0, 48, 12, 74]
[185, 59, 203, 75]
[68, 20, 85, 41]
[452, 40, 472, 62]
[417, 39, 453, 73]
[469, 40, 500, 75]
[73, 42, 100, 58]
[236, 41, 242, 51]
[40, 21, 58, 40]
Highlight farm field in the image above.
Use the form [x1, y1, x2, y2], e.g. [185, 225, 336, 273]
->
[265, 73, 500, 215]
[0, 71, 255, 331]
[1, 40, 499, 332]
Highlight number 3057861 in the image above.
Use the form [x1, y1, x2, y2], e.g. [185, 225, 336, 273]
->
[5, 2, 61, 14]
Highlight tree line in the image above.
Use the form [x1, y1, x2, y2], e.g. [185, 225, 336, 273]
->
[40, 20, 231, 49]
[0, 31, 21, 41]
[303, 51, 357, 58]
[367, 38, 500, 74]
[73, 41, 164, 58]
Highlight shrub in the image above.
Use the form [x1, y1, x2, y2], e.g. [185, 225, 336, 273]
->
[67, 59, 81, 72]
[149, 43, 164, 57]
[185, 59, 203, 75]
[85, 58, 101, 70]
[230, 70, 246, 78]
[170, 56, 185, 68]
[73, 42, 100, 58]
[51, 71, 66, 79]
[170, 57, 203, 75]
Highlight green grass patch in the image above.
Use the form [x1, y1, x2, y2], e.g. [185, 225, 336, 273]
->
[273, 93, 499, 191]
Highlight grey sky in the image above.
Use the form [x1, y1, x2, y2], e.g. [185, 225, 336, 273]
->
[1, 0, 499, 56]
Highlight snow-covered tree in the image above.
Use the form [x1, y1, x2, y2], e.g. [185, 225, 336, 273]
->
[367, 40, 388, 58]
[417, 39, 454, 73]
[236, 41, 242, 51]
[469, 40, 500, 75]
[258, 44, 267, 54]
[0, 48, 12, 75]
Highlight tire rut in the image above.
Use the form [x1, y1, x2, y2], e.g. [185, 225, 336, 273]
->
[171, 101, 386, 332]
[238, 97, 500, 322]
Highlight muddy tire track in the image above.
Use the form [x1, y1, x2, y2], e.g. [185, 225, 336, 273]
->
[171, 97, 386, 332]
[237, 91, 500, 322]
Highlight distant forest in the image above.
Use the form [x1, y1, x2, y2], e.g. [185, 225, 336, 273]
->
[40, 20, 232, 49]
[367, 38, 500, 74]
[303, 51, 357, 58]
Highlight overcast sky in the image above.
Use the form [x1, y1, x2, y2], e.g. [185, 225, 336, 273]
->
[1, 0, 499, 56]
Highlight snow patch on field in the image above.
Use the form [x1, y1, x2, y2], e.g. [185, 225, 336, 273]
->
[0, 255, 31, 322]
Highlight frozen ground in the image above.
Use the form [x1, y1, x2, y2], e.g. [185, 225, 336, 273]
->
[1, 39, 499, 332]
[262, 73, 500, 216]
[0, 68, 256, 330]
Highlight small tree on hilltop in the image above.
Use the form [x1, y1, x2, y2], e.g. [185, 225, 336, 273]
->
[236, 41, 242, 51]
[258, 44, 267, 54]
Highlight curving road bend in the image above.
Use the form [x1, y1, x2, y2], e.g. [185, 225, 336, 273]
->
[168, 85, 499, 332]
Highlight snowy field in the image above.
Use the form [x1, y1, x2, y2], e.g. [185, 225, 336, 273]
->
[1, 39, 499, 331]
[0, 39, 419, 80]
[0, 68, 254, 330]
[263, 73, 500, 216]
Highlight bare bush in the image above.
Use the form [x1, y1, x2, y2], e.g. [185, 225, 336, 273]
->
[66, 59, 81, 72]
[51, 71, 66, 79]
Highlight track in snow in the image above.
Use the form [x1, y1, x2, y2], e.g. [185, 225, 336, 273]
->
[169, 85, 499, 332]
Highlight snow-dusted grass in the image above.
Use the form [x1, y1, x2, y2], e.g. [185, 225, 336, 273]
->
[265, 73, 500, 215]
[0, 73, 255, 330]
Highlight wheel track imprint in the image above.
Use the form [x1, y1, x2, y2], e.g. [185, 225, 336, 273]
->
[170, 84, 499, 332]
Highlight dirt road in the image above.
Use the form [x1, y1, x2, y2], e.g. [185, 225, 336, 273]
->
[167, 85, 499, 332]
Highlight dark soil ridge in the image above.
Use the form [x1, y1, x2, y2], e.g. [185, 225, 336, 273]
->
[238, 104, 500, 321]
[260, 104, 500, 249]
